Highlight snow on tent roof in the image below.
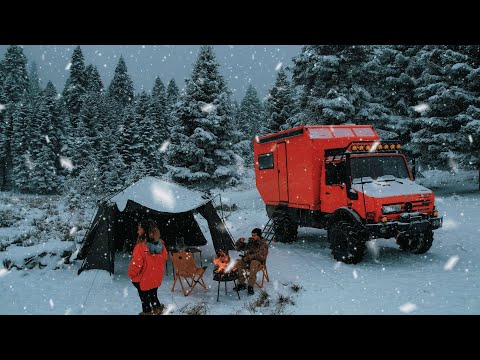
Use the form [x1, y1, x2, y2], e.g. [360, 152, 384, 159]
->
[110, 176, 211, 213]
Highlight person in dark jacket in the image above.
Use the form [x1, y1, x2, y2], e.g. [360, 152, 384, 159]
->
[233, 228, 268, 295]
[128, 219, 168, 315]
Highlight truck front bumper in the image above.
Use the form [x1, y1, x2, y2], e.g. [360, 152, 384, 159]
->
[366, 216, 443, 239]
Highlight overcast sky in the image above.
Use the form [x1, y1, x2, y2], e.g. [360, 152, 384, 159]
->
[0, 45, 303, 101]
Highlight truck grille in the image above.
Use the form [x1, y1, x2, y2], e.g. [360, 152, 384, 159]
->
[386, 200, 431, 214]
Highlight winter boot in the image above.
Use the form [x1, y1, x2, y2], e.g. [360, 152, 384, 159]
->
[152, 304, 165, 315]
[248, 286, 254, 295]
[233, 283, 247, 291]
[139, 310, 154, 315]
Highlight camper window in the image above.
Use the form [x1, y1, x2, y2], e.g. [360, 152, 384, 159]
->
[325, 162, 346, 185]
[258, 153, 274, 170]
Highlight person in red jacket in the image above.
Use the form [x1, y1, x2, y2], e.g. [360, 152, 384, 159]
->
[128, 218, 168, 315]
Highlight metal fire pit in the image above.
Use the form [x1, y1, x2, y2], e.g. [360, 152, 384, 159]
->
[213, 269, 241, 301]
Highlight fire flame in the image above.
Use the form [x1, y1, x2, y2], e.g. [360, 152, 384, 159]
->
[213, 250, 237, 273]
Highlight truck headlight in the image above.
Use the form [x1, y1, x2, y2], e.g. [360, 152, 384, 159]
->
[382, 205, 401, 214]
[431, 218, 442, 228]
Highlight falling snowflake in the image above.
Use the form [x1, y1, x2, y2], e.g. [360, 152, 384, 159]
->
[352, 270, 358, 279]
[163, 304, 175, 315]
[160, 140, 170, 153]
[369, 141, 380, 152]
[399, 302, 417, 313]
[367, 240, 379, 259]
[0, 104, 5, 111]
[468, 135, 473, 144]
[0, 268, 9, 278]
[69, 226, 78, 236]
[45, 135, 50, 144]
[59, 156, 74, 171]
[225, 258, 237, 273]
[444, 255, 459, 271]
[201, 103, 215, 113]
[413, 103, 430, 113]
[65, 62, 72, 71]
[49, 299, 54, 309]
[275, 62, 283, 71]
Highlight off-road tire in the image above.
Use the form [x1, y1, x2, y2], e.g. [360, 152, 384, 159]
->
[397, 229, 433, 254]
[328, 220, 367, 264]
[272, 209, 298, 243]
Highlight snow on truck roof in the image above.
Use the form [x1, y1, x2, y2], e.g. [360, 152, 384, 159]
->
[256, 125, 378, 144]
[110, 176, 211, 213]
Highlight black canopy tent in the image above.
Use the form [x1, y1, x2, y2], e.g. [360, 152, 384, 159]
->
[76, 177, 235, 275]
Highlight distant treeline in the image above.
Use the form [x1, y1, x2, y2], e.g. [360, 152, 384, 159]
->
[0, 45, 479, 196]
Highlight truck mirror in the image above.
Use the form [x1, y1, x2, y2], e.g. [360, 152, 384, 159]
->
[347, 188, 358, 200]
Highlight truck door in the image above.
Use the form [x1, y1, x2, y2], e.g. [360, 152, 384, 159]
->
[322, 161, 348, 213]
[277, 142, 289, 202]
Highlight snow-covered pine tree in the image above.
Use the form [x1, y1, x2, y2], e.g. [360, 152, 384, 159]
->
[152, 77, 167, 113]
[0, 105, 13, 190]
[166, 45, 240, 188]
[29, 85, 62, 194]
[166, 78, 180, 108]
[238, 84, 263, 137]
[2, 45, 29, 103]
[166, 78, 180, 130]
[85, 64, 104, 94]
[291, 45, 389, 131]
[28, 61, 41, 99]
[234, 84, 263, 166]
[97, 124, 126, 196]
[408, 46, 480, 170]
[0, 45, 29, 190]
[107, 56, 134, 107]
[133, 91, 159, 176]
[11, 102, 34, 192]
[148, 78, 169, 173]
[264, 68, 294, 134]
[62, 46, 86, 124]
[363, 45, 420, 149]
[118, 104, 141, 167]
[42, 82, 64, 174]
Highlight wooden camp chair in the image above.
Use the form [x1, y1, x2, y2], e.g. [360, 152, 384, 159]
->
[244, 257, 270, 288]
[254, 258, 270, 288]
[170, 250, 208, 296]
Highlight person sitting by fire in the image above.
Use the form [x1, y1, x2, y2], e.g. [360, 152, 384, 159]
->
[233, 228, 268, 295]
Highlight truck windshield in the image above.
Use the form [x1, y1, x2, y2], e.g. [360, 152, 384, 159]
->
[350, 155, 409, 182]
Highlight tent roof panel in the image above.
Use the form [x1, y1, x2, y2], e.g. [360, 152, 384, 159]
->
[110, 176, 210, 213]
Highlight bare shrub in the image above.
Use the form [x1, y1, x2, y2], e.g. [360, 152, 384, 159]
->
[0, 210, 22, 228]
[178, 301, 209, 315]
[243, 289, 270, 314]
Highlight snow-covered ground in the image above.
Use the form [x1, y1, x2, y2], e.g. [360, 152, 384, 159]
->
[1, 170, 479, 314]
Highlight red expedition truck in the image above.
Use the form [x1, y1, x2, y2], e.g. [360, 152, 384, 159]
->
[254, 125, 443, 264]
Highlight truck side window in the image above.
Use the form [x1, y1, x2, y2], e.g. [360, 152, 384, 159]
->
[325, 162, 346, 185]
[258, 153, 274, 170]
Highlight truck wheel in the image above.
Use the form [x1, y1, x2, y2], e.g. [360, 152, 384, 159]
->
[329, 221, 366, 264]
[397, 229, 433, 254]
[273, 210, 298, 243]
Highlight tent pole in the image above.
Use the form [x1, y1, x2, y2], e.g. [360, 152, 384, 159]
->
[216, 193, 236, 245]
[81, 269, 100, 313]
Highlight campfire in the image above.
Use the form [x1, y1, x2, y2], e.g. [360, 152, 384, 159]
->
[213, 249, 238, 281]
